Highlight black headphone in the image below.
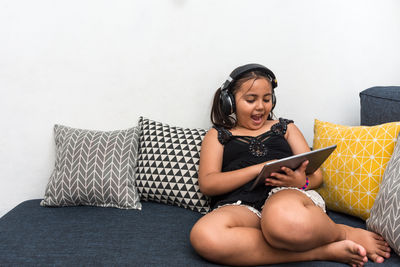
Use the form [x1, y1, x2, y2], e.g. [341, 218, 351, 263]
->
[219, 63, 278, 116]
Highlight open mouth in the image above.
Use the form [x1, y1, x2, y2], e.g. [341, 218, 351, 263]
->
[251, 114, 264, 124]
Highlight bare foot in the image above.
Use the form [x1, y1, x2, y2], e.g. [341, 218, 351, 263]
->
[340, 224, 391, 263]
[315, 240, 367, 266]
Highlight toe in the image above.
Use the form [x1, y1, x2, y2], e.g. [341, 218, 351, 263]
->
[372, 255, 384, 263]
[376, 246, 391, 258]
[372, 233, 384, 241]
[383, 251, 391, 259]
[357, 244, 367, 257]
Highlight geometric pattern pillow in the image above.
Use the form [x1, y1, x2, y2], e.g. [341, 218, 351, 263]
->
[135, 117, 210, 214]
[313, 119, 400, 220]
[40, 124, 142, 210]
[367, 133, 400, 255]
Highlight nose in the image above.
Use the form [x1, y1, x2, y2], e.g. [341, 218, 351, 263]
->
[256, 99, 264, 110]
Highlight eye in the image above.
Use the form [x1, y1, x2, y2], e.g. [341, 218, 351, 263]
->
[244, 97, 256, 103]
[263, 98, 271, 103]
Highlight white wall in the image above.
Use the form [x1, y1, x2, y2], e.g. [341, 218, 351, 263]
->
[0, 0, 399, 217]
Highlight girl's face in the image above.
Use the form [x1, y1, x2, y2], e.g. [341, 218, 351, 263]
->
[234, 77, 273, 130]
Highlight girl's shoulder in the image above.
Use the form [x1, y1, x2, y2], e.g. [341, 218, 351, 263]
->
[201, 128, 224, 153]
[210, 125, 232, 145]
[271, 118, 294, 136]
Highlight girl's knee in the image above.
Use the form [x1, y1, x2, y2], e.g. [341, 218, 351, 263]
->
[190, 222, 225, 259]
[261, 201, 314, 250]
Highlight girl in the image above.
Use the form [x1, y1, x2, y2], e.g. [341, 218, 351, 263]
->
[190, 64, 391, 266]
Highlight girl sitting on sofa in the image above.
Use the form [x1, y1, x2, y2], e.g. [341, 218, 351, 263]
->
[190, 63, 391, 266]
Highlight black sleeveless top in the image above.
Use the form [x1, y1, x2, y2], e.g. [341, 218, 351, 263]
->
[211, 118, 294, 211]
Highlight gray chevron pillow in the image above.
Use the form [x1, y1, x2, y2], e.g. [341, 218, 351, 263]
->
[41, 124, 142, 210]
[135, 117, 210, 214]
[367, 134, 400, 255]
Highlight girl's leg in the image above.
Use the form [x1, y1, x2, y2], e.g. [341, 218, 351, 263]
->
[261, 189, 391, 263]
[190, 205, 368, 266]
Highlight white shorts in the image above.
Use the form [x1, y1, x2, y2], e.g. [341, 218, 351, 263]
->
[215, 187, 326, 219]
[216, 200, 263, 218]
[269, 187, 326, 213]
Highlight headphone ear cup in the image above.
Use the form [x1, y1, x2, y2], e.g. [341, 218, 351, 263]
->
[220, 89, 235, 116]
[230, 93, 236, 114]
[271, 92, 276, 110]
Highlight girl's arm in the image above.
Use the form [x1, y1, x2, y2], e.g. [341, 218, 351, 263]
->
[198, 128, 265, 196]
[266, 123, 323, 190]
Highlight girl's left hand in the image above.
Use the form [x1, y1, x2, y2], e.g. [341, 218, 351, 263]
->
[265, 160, 308, 188]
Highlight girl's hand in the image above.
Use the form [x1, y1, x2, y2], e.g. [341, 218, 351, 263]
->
[265, 160, 309, 188]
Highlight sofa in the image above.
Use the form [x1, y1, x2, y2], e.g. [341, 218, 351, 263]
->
[1, 87, 400, 266]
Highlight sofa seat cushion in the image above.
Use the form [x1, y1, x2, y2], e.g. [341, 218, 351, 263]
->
[1, 200, 400, 266]
[0, 200, 207, 266]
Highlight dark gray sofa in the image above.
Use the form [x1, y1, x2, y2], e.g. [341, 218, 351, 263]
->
[1, 200, 400, 266]
[1, 86, 400, 266]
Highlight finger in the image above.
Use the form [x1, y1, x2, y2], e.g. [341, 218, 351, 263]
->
[270, 172, 287, 180]
[298, 160, 309, 172]
[280, 167, 294, 176]
[265, 177, 282, 185]
[265, 178, 281, 187]
[265, 178, 272, 186]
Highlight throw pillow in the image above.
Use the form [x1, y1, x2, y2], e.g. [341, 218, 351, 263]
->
[41, 124, 142, 210]
[367, 133, 400, 255]
[135, 117, 210, 214]
[313, 119, 400, 220]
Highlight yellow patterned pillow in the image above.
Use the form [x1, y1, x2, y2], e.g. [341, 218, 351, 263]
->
[313, 119, 400, 220]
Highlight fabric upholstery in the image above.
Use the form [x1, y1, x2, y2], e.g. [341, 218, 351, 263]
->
[41, 124, 142, 210]
[1, 200, 400, 266]
[360, 86, 400, 126]
[135, 117, 210, 214]
[313, 119, 400, 220]
[367, 134, 400, 255]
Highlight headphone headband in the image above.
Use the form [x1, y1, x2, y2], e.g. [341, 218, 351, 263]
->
[221, 63, 277, 91]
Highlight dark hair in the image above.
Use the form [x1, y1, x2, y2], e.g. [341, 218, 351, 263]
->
[211, 70, 275, 129]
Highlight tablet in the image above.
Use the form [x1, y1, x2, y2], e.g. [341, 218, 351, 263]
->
[249, 144, 337, 191]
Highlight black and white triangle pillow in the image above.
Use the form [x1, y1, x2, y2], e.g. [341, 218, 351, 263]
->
[135, 117, 210, 214]
[41, 124, 142, 210]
